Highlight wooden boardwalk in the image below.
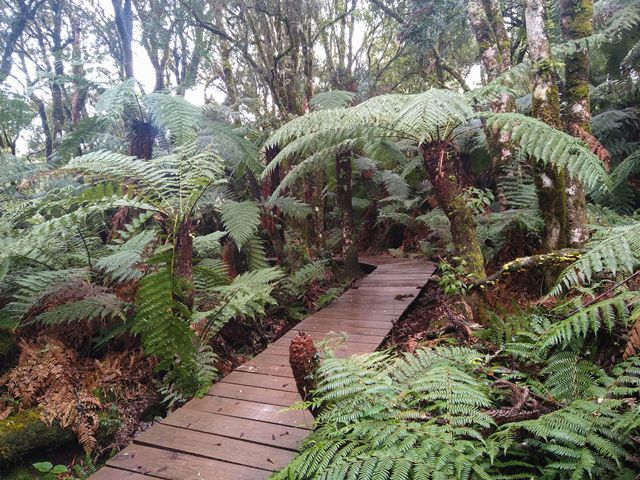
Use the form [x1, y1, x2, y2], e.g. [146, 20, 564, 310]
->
[92, 256, 435, 480]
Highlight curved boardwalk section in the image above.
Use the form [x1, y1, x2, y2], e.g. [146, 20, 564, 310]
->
[91, 256, 435, 480]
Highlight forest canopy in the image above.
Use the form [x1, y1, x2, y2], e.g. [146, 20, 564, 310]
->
[0, 0, 639, 478]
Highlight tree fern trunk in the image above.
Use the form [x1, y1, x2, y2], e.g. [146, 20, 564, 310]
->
[561, 0, 592, 248]
[262, 146, 286, 263]
[526, 0, 569, 252]
[173, 219, 194, 309]
[336, 152, 360, 279]
[421, 141, 486, 279]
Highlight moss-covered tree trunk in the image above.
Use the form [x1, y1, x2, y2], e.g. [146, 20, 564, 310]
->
[526, 0, 569, 251]
[421, 141, 486, 279]
[467, 0, 516, 210]
[335, 152, 360, 279]
[561, 0, 592, 247]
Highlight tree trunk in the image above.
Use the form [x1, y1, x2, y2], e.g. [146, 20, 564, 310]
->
[0, 1, 44, 84]
[174, 220, 194, 309]
[467, 0, 516, 210]
[70, 24, 88, 125]
[50, 0, 66, 148]
[526, 0, 569, 251]
[261, 146, 286, 263]
[112, 0, 134, 79]
[421, 141, 486, 278]
[335, 152, 360, 279]
[561, 0, 592, 248]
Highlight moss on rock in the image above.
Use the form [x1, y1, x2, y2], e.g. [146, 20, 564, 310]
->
[0, 409, 74, 469]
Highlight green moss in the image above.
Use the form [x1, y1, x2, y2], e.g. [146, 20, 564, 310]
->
[95, 409, 121, 446]
[0, 409, 74, 469]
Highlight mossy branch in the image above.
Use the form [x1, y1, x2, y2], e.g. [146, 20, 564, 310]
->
[469, 249, 582, 289]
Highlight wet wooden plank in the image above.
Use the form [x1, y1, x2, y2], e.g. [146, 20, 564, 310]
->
[296, 318, 394, 330]
[184, 395, 313, 428]
[276, 330, 386, 346]
[90, 466, 152, 479]
[106, 445, 267, 479]
[162, 408, 307, 450]
[134, 424, 295, 471]
[207, 382, 301, 407]
[220, 371, 298, 392]
[236, 362, 295, 378]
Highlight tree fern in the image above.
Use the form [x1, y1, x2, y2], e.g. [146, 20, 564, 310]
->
[277, 347, 497, 480]
[131, 263, 197, 373]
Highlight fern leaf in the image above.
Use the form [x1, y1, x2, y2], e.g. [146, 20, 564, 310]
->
[221, 200, 261, 249]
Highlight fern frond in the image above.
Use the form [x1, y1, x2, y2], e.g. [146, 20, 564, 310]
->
[146, 93, 202, 146]
[310, 90, 356, 110]
[552, 221, 640, 294]
[538, 291, 639, 349]
[486, 113, 611, 192]
[220, 200, 261, 249]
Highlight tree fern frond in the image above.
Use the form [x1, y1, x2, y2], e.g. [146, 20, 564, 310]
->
[310, 90, 356, 110]
[220, 200, 261, 249]
[486, 113, 611, 192]
[95, 79, 139, 124]
[31, 293, 127, 326]
[146, 93, 202, 146]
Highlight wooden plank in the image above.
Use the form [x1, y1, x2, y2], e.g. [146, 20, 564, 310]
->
[184, 395, 313, 428]
[307, 310, 399, 321]
[276, 330, 386, 345]
[207, 382, 301, 407]
[220, 371, 298, 392]
[296, 318, 394, 330]
[265, 343, 374, 357]
[247, 352, 294, 366]
[282, 324, 390, 336]
[90, 467, 152, 480]
[162, 408, 307, 450]
[106, 444, 267, 479]
[134, 424, 295, 471]
[236, 362, 294, 377]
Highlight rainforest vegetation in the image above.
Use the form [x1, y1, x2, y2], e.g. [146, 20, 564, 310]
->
[0, 0, 639, 478]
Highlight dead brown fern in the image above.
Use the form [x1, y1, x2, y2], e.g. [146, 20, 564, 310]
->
[0, 338, 156, 452]
[624, 316, 640, 359]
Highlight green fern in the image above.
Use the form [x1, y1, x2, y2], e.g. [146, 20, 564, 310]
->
[538, 291, 639, 350]
[276, 347, 497, 480]
[310, 90, 356, 110]
[221, 200, 261, 249]
[552, 220, 640, 295]
[503, 356, 640, 479]
[485, 113, 610, 192]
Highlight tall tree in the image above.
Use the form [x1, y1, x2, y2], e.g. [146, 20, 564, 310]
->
[466, 0, 516, 209]
[0, 0, 46, 83]
[111, 0, 134, 79]
[561, 0, 592, 247]
[525, 0, 569, 251]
